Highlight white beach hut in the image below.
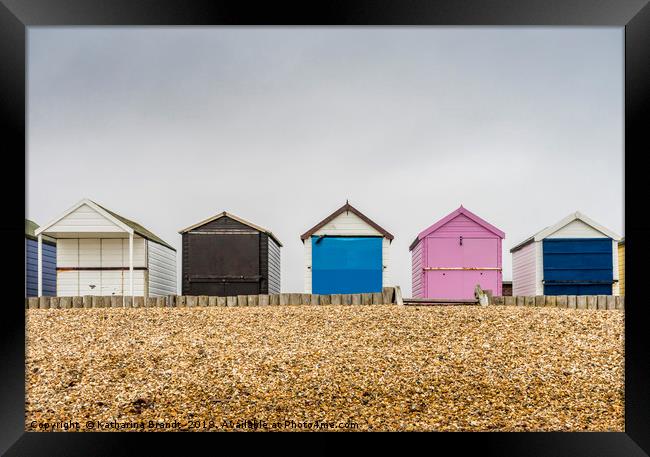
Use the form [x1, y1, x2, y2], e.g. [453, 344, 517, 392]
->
[34, 198, 176, 297]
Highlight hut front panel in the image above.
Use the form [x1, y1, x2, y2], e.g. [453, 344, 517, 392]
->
[184, 232, 260, 295]
[618, 242, 625, 295]
[311, 236, 383, 294]
[512, 241, 538, 296]
[266, 235, 281, 294]
[26, 238, 56, 297]
[304, 210, 389, 293]
[56, 237, 147, 296]
[542, 238, 613, 295]
[411, 239, 424, 298]
[147, 240, 177, 296]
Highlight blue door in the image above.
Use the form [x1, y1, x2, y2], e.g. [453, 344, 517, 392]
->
[312, 236, 382, 294]
[543, 238, 613, 295]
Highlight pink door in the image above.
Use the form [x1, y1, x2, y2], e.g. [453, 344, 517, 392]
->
[424, 237, 499, 299]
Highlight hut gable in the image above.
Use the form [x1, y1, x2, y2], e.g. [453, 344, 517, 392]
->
[410, 206, 504, 251]
[301, 202, 393, 241]
[179, 211, 282, 246]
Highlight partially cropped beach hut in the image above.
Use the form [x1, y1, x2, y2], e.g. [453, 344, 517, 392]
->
[618, 237, 625, 296]
[510, 211, 621, 296]
[35, 199, 177, 297]
[301, 201, 393, 294]
[409, 206, 505, 299]
[179, 211, 282, 296]
[25, 219, 56, 297]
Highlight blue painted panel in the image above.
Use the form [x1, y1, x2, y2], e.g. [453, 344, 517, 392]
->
[26, 239, 57, 297]
[543, 238, 612, 295]
[312, 236, 382, 294]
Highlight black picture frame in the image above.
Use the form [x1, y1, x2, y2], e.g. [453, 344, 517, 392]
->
[2, 0, 648, 455]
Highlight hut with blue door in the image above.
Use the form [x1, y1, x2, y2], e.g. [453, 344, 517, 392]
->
[510, 211, 621, 296]
[301, 201, 394, 294]
[26, 219, 56, 297]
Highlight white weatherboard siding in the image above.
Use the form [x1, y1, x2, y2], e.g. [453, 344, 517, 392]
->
[546, 219, 608, 238]
[512, 242, 537, 296]
[47, 203, 124, 234]
[535, 241, 544, 295]
[304, 211, 391, 292]
[147, 240, 177, 296]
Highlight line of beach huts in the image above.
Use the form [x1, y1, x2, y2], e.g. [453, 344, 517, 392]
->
[25, 198, 625, 299]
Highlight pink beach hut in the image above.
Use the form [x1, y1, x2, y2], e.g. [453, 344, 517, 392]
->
[409, 206, 505, 299]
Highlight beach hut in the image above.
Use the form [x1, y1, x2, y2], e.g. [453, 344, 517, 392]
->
[34, 199, 177, 297]
[409, 206, 505, 299]
[25, 219, 56, 297]
[179, 211, 282, 296]
[510, 211, 620, 296]
[301, 201, 393, 294]
[618, 237, 625, 295]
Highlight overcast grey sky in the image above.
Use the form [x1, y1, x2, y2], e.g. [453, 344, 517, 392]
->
[27, 27, 623, 295]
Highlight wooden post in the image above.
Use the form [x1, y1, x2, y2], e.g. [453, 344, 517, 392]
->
[289, 293, 301, 305]
[372, 292, 383, 305]
[352, 294, 362, 305]
[217, 296, 227, 307]
[525, 296, 535, 307]
[134, 296, 144, 308]
[111, 296, 122, 308]
[157, 296, 166, 307]
[331, 294, 342, 305]
[301, 294, 311, 305]
[615, 295, 624, 310]
[198, 295, 209, 307]
[320, 294, 331, 305]
[147, 297, 157, 307]
[567, 296, 577, 309]
[342, 294, 352, 305]
[72, 296, 83, 309]
[49, 297, 60, 309]
[270, 294, 280, 306]
[187, 296, 198, 307]
[226, 296, 237, 307]
[92, 296, 102, 308]
[576, 296, 587, 309]
[556, 295, 568, 308]
[516, 296, 525, 306]
[248, 295, 259, 306]
[493, 296, 505, 306]
[545, 296, 556, 307]
[123, 296, 133, 308]
[535, 295, 545, 307]
[310, 294, 320, 305]
[606, 296, 615, 310]
[258, 295, 269, 306]
[237, 295, 248, 306]
[504, 296, 515, 306]
[60, 297, 72, 309]
[586, 296, 597, 310]
[208, 296, 217, 307]
[394, 286, 404, 306]
[38, 297, 49, 309]
[382, 287, 394, 305]
[361, 293, 373, 305]
[177, 295, 186, 307]
[29, 297, 39, 309]
[597, 295, 607, 310]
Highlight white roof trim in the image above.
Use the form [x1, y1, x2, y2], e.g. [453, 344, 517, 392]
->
[34, 198, 134, 236]
[533, 211, 621, 242]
